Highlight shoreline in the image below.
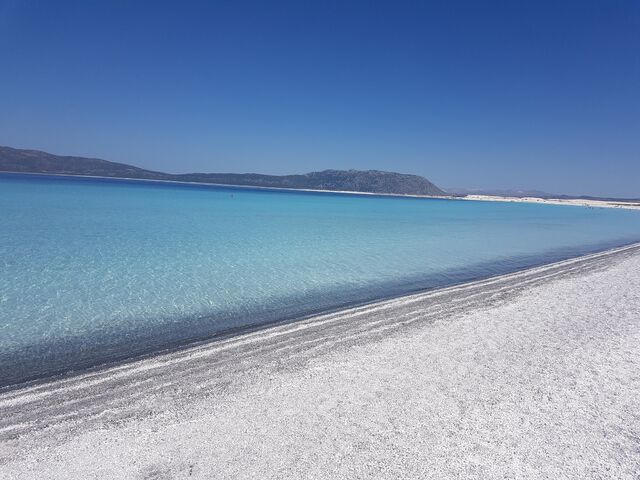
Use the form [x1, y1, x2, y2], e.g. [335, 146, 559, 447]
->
[1, 242, 635, 398]
[2, 238, 639, 392]
[460, 193, 640, 210]
[4, 171, 640, 210]
[1, 242, 639, 477]
[0, 171, 449, 200]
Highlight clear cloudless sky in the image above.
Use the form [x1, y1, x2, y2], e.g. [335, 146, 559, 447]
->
[0, 0, 638, 197]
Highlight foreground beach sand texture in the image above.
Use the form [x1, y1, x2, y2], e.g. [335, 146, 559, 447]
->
[1, 244, 639, 479]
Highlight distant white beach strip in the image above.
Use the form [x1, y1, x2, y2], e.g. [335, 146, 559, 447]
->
[5, 171, 640, 209]
[1, 243, 639, 479]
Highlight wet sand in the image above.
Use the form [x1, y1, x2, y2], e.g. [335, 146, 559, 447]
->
[1, 243, 639, 479]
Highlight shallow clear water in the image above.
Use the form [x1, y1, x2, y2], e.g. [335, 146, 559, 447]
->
[2, 173, 640, 387]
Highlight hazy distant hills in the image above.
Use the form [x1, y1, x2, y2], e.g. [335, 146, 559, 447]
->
[0, 146, 446, 196]
[175, 170, 446, 196]
[0, 146, 168, 180]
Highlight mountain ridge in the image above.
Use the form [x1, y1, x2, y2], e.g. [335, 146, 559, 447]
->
[0, 146, 446, 196]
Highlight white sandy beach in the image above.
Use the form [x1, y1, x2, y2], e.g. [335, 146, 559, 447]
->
[1, 244, 639, 479]
[462, 194, 640, 210]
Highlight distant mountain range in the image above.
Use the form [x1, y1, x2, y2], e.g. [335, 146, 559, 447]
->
[0, 146, 446, 196]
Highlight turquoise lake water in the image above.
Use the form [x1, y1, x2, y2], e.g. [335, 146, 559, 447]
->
[2, 173, 640, 387]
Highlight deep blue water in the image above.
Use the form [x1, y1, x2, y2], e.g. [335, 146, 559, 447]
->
[2, 173, 640, 387]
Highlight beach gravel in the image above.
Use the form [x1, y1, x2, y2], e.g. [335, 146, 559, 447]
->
[0, 245, 639, 479]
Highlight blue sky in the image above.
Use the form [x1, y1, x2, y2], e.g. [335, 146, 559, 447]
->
[1, 0, 638, 197]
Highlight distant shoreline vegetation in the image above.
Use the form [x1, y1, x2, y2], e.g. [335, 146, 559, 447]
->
[2, 146, 638, 203]
[0, 146, 446, 197]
